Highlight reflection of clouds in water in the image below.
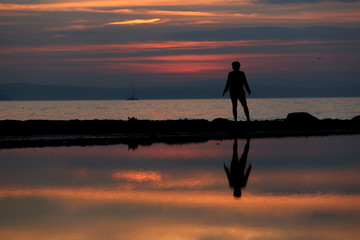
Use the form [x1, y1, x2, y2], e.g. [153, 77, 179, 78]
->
[0, 136, 360, 240]
[112, 169, 162, 182]
[251, 169, 360, 194]
[111, 169, 224, 190]
[2, 187, 359, 211]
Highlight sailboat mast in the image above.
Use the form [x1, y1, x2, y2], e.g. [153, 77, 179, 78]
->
[126, 81, 138, 100]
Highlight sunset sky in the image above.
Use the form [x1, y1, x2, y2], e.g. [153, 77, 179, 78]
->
[1, 0, 360, 97]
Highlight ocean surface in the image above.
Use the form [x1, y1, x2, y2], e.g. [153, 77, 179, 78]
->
[1, 97, 359, 121]
[0, 135, 359, 239]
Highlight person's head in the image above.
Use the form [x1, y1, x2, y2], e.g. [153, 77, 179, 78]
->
[234, 187, 242, 198]
[232, 61, 241, 71]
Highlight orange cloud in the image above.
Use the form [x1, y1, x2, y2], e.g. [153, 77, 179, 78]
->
[106, 18, 163, 25]
[45, 24, 92, 31]
[0, 1, 224, 12]
[145, 9, 217, 17]
[1, 1, 360, 26]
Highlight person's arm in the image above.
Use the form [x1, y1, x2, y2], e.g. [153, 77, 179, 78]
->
[243, 72, 251, 95]
[223, 73, 231, 96]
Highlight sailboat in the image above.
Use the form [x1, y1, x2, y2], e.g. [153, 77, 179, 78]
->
[126, 82, 139, 100]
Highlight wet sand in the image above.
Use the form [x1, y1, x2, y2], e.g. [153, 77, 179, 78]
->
[1, 112, 359, 148]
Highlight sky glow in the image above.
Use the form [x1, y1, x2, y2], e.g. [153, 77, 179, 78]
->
[0, 0, 359, 96]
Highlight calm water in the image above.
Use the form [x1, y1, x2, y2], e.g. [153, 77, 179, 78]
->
[0, 135, 360, 240]
[1, 97, 359, 121]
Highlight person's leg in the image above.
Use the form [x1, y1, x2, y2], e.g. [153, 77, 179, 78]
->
[239, 95, 250, 121]
[231, 97, 238, 121]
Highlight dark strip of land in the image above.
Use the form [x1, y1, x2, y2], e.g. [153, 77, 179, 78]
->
[1, 112, 359, 149]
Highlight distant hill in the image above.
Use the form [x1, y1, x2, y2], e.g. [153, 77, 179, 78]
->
[0, 94, 10, 100]
[0, 82, 359, 100]
[0, 83, 126, 101]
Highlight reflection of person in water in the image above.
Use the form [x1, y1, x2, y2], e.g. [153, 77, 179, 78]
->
[224, 138, 252, 198]
[223, 61, 251, 122]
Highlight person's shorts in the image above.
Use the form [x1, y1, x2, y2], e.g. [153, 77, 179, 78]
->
[230, 92, 246, 100]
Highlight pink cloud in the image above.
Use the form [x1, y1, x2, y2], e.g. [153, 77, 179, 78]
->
[2, 40, 354, 55]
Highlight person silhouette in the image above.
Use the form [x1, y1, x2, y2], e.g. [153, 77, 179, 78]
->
[223, 61, 251, 121]
[224, 138, 252, 198]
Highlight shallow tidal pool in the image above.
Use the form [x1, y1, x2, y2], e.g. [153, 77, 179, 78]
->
[1, 135, 360, 240]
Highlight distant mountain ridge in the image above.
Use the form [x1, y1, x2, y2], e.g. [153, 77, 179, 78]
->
[0, 82, 359, 100]
[0, 94, 10, 100]
[0, 83, 124, 101]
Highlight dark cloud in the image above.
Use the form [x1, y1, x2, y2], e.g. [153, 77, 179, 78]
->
[165, 27, 360, 41]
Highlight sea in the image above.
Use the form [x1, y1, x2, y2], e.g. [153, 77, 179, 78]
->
[1, 98, 360, 239]
[1, 97, 359, 121]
